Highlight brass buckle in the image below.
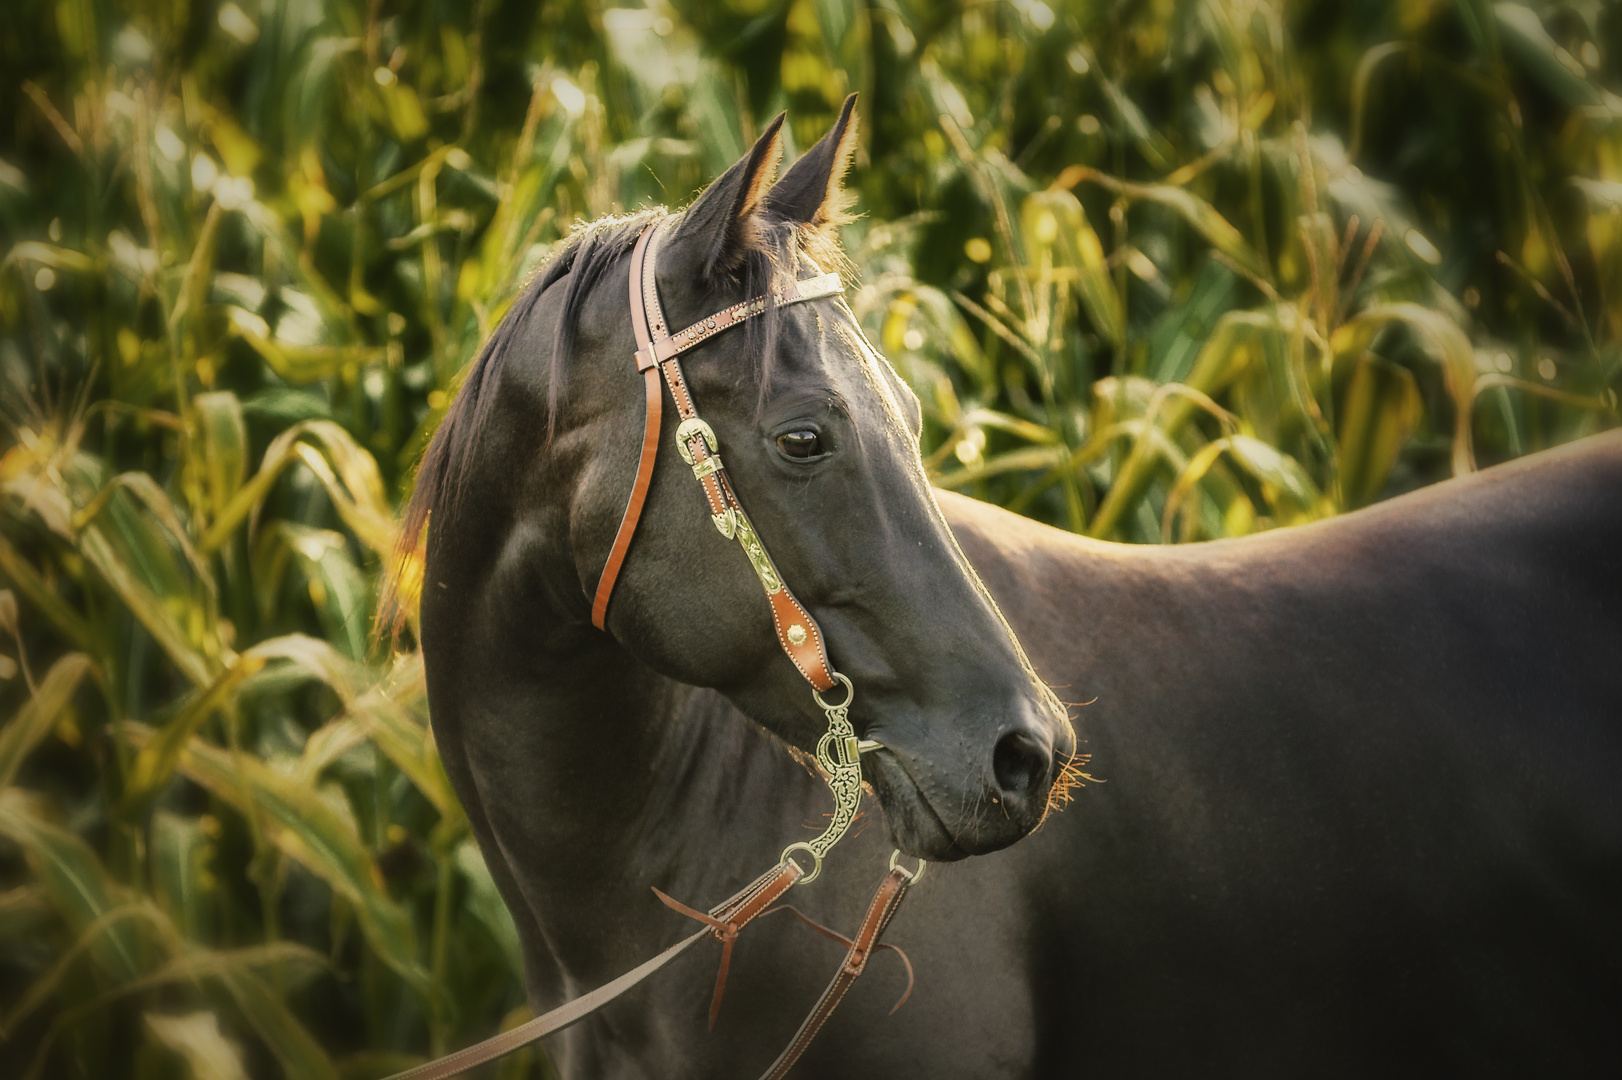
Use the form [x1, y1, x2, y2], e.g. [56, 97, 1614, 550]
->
[675, 418, 719, 464]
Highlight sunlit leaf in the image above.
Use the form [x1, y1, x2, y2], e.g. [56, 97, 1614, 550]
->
[128, 725, 435, 1001]
[1332, 303, 1476, 474]
[144, 1011, 249, 1080]
[1024, 190, 1125, 351]
[1335, 354, 1423, 507]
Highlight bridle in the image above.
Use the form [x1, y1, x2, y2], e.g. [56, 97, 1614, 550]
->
[596, 215, 871, 882]
[389, 216, 924, 1080]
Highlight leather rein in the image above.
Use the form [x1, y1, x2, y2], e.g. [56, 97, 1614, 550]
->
[389, 217, 923, 1080]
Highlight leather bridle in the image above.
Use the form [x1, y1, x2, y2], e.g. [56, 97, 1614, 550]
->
[388, 217, 923, 1080]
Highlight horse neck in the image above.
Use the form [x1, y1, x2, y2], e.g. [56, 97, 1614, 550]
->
[425, 578, 820, 957]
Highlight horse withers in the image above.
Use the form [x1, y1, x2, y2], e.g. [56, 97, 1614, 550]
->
[406, 99, 1622, 1077]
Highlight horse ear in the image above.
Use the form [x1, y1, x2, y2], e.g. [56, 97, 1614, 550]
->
[764, 94, 858, 230]
[671, 113, 786, 280]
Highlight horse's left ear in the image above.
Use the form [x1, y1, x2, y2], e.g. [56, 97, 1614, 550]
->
[671, 113, 785, 281]
[765, 93, 858, 231]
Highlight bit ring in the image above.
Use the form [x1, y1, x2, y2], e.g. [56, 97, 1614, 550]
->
[811, 672, 854, 712]
[888, 849, 927, 883]
[781, 842, 822, 885]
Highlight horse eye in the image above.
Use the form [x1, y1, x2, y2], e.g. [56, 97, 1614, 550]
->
[776, 430, 823, 459]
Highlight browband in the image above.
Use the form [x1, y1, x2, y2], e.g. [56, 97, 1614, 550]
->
[590, 217, 846, 696]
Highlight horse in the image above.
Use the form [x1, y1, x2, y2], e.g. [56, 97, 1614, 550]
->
[404, 99, 1622, 1078]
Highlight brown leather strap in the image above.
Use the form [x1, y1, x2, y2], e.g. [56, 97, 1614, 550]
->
[762, 904, 915, 1014]
[652, 856, 805, 1029]
[382, 859, 800, 1080]
[756, 867, 915, 1080]
[589, 213, 847, 695]
[383, 860, 914, 1080]
[629, 227, 840, 693]
[591, 222, 666, 629]
[636, 272, 842, 369]
[385, 927, 708, 1080]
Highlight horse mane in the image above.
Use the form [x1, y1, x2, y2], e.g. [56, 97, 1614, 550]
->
[378, 204, 837, 643]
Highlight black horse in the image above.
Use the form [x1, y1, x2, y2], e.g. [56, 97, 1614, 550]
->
[406, 102, 1622, 1077]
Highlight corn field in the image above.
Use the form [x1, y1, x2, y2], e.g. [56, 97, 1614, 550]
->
[1, 0, 1618, 1076]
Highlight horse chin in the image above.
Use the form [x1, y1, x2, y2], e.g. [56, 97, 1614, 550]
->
[863, 751, 971, 862]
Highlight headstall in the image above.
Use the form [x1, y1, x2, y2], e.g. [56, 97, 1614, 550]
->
[389, 217, 923, 1080]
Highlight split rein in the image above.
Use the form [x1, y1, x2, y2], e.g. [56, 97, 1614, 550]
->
[388, 219, 924, 1080]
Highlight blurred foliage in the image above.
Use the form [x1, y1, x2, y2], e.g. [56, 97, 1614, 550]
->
[2, 0, 1620, 1076]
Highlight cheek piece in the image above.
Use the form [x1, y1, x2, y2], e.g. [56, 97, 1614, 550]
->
[593, 217, 865, 880]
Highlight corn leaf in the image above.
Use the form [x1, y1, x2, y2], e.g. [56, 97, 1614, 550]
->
[131, 726, 433, 1001]
[0, 652, 93, 789]
[0, 790, 142, 982]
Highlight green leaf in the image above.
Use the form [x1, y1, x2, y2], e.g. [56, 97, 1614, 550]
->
[213, 967, 340, 1080]
[229, 307, 386, 384]
[0, 538, 94, 651]
[350, 658, 460, 821]
[150, 811, 216, 942]
[0, 790, 143, 982]
[193, 392, 248, 526]
[1226, 435, 1324, 518]
[1058, 167, 1270, 283]
[455, 841, 522, 979]
[1494, 3, 1606, 111]
[1024, 190, 1126, 351]
[1332, 303, 1476, 474]
[77, 524, 213, 686]
[1334, 354, 1424, 508]
[0, 652, 93, 789]
[1089, 311, 1278, 538]
[203, 421, 393, 558]
[133, 725, 434, 1002]
[2, 901, 174, 1035]
[251, 525, 371, 659]
[121, 651, 264, 811]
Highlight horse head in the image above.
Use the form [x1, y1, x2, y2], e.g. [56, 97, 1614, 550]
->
[412, 98, 1073, 861]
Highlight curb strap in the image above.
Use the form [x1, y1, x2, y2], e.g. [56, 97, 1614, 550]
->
[381, 860, 803, 1080]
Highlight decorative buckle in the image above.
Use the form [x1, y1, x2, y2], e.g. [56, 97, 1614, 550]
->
[675, 418, 719, 464]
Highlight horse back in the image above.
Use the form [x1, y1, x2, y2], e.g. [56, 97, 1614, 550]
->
[940, 433, 1622, 1077]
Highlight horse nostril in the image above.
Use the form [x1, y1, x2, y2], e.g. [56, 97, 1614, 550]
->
[993, 729, 1050, 805]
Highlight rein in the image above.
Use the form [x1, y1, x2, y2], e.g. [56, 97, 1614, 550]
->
[389, 218, 923, 1080]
